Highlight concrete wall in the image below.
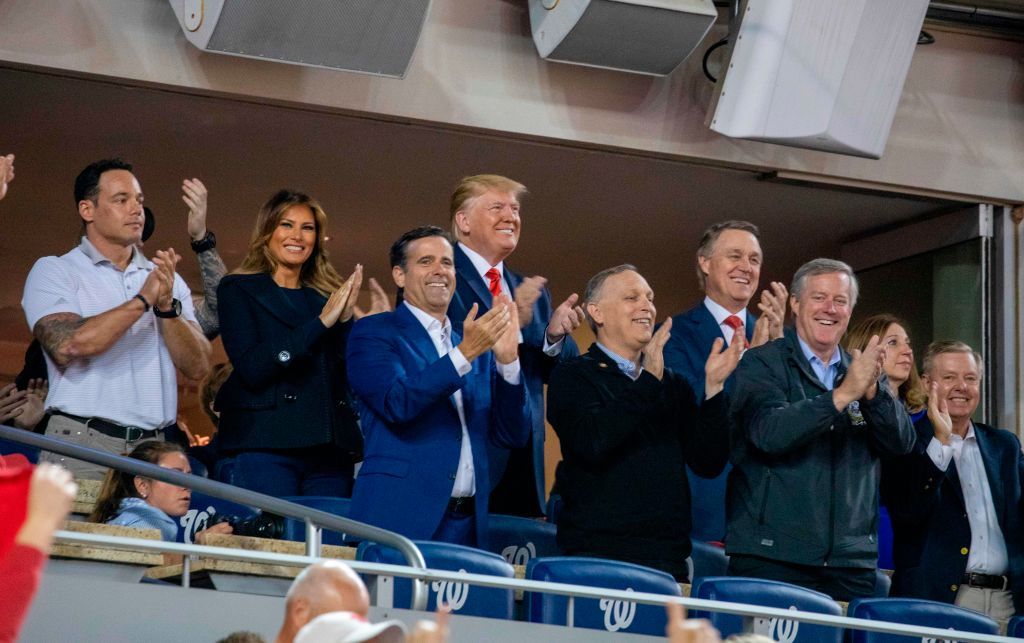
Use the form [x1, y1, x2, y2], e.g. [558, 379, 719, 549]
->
[0, 0, 1021, 203]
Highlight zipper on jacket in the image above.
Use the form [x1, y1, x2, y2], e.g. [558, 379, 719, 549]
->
[758, 470, 772, 525]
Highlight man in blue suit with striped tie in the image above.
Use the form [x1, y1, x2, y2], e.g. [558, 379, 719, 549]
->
[663, 220, 787, 542]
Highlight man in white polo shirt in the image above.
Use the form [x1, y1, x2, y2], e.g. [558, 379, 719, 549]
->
[22, 158, 211, 478]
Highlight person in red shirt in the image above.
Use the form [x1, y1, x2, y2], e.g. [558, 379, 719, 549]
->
[0, 456, 77, 643]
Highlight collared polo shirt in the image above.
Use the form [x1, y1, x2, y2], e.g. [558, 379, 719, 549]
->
[22, 237, 197, 429]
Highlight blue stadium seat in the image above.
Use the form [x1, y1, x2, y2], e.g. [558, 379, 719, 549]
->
[691, 576, 842, 642]
[545, 493, 564, 525]
[526, 556, 681, 636]
[0, 436, 39, 463]
[279, 496, 352, 546]
[358, 541, 515, 619]
[690, 540, 729, 581]
[877, 504, 894, 570]
[485, 514, 558, 567]
[177, 490, 258, 544]
[1007, 615, 1024, 638]
[846, 597, 999, 642]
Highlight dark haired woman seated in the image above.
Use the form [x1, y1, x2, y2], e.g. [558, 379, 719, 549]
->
[215, 189, 364, 498]
[89, 441, 231, 541]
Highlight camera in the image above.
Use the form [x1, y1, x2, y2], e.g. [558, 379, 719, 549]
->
[209, 511, 284, 540]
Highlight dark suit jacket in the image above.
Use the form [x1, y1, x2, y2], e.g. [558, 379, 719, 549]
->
[663, 302, 754, 542]
[214, 273, 362, 455]
[547, 343, 730, 579]
[883, 417, 1024, 613]
[447, 244, 578, 514]
[345, 304, 531, 546]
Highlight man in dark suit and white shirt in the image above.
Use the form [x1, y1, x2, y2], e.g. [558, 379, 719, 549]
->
[884, 340, 1023, 619]
[446, 174, 584, 517]
[662, 220, 786, 541]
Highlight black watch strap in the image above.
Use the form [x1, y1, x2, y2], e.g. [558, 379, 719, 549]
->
[154, 298, 182, 319]
[134, 293, 151, 312]
[190, 230, 216, 253]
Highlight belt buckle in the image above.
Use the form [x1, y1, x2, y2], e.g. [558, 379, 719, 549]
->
[125, 425, 145, 442]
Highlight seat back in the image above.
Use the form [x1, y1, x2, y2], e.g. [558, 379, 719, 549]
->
[690, 540, 729, 580]
[1007, 615, 1024, 638]
[526, 556, 681, 636]
[691, 576, 842, 643]
[279, 496, 352, 546]
[358, 541, 515, 619]
[177, 490, 258, 544]
[545, 493, 564, 525]
[847, 597, 999, 642]
[485, 514, 558, 568]
[0, 436, 39, 463]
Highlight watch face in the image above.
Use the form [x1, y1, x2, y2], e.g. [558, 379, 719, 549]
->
[156, 298, 182, 318]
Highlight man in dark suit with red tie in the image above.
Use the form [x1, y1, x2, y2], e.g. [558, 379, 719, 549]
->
[446, 175, 584, 517]
[662, 220, 787, 542]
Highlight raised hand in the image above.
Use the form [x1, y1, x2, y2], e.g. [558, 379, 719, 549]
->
[319, 270, 357, 328]
[181, 178, 209, 241]
[0, 153, 14, 201]
[928, 380, 953, 445]
[642, 318, 673, 381]
[666, 602, 721, 643]
[409, 604, 451, 643]
[458, 302, 511, 362]
[339, 264, 364, 323]
[514, 275, 547, 327]
[16, 463, 77, 553]
[546, 293, 585, 344]
[759, 281, 788, 340]
[704, 335, 744, 398]
[0, 383, 29, 424]
[353, 276, 391, 320]
[834, 334, 884, 410]
[492, 294, 521, 365]
[151, 248, 182, 310]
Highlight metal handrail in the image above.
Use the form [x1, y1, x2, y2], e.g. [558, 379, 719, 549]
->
[54, 530, 1012, 643]
[0, 424, 428, 609]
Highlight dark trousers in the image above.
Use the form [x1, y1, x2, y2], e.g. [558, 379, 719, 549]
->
[728, 554, 876, 602]
[228, 446, 354, 498]
[431, 509, 476, 547]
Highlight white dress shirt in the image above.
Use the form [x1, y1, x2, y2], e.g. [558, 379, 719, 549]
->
[703, 296, 751, 347]
[403, 302, 521, 498]
[458, 242, 563, 355]
[926, 424, 1009, 575]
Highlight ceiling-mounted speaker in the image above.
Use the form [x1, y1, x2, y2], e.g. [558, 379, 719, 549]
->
[528, 0, 718, 76]
[169, 0, 432, 78]
[707, 0, 930, 158]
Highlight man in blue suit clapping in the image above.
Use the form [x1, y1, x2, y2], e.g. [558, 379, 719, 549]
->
[346, 226, 530, 547]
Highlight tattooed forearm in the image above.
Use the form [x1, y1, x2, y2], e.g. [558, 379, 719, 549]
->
[195, 248, 226, 338]
[33, 312, 86, 368]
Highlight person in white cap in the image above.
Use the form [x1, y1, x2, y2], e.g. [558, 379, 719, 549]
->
[294, 611, 406, 643]
[275, 561, 373, 643]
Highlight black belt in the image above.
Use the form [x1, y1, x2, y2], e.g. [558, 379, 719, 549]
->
[961, 572, 1009, 591]
[52, 411, 166, 442]
[447, 496, 475, 516]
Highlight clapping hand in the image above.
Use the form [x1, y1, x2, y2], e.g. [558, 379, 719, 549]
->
[514, 275, 547, 327]
[928, 380, 953, 445]
[546, 293, 585, 344]
[353, 277, 391, 320]
[704, 335, 744, 399]
[182, 178, 209, 242]
[0, 153, 14, 201]
[642, 318, 673, 381]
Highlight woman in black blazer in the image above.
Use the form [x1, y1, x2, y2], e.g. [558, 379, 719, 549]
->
[215, 189, 364, 498]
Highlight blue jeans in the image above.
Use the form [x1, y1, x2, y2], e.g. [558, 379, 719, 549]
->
[228, 446, 355, 499]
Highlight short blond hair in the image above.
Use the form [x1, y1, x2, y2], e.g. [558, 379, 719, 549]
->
[449, 174, 527, 241]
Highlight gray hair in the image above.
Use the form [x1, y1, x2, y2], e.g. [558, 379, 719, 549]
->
[922, 340, 984, 377]
[583, 264, 638, 333]
[695, 220, 761, 290]
[790, 258, 859, 307]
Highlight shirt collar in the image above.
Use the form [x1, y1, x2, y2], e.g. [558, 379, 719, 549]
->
[459, 242, 505, 281]
[704, 296, 748, 326]
[403, 301, 451, 337]
[79, 236, 148, 270]
[596, 342, 642, 378]
[796, 335, 841, 368]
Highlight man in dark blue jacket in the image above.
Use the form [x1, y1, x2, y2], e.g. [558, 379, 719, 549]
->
[663, 220, 787, 542]
[727, 258, 915, 601]
[446, 175, 583, 517]
[883, 341, 1023, 619]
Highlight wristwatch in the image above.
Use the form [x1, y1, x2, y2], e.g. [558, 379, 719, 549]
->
[190, 230, 216, 253]
[154, 298, 182, 319]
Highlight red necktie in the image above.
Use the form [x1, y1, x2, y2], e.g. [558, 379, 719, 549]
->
[485, 267, 502, 297]
[724, 314, 750, 348]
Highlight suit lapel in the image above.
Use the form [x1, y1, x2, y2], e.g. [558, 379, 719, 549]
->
[454, 244, 493, 311]
[693, 304, 726, 346]
[238, 273, 303, 328]
[395, 304, 462, 416]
